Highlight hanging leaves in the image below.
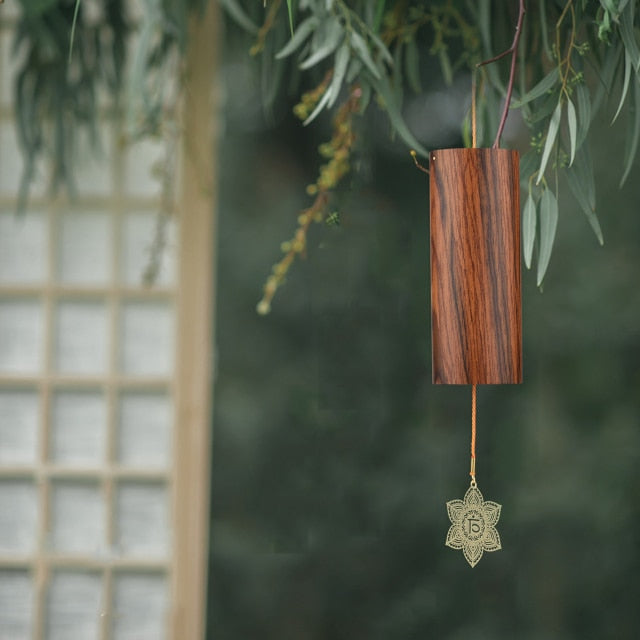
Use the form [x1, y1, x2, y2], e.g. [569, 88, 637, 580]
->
[537, 187, 558, 286]
[567, 99, 577, 166]
[575, 83, 591, 147]
[372, 75, 428, 156]
[219, 0, 259, 34]
[276, 15, 318, 58]
[12, 0, 640, 309]
[298, 17, 343, 69]
[566, 144, 603, 245]
[14, 0, 128, 210]
[536, 101, 561, 184]
[512, 68, 560, 108]
[522, 192, 536, 270]
[620, 78, 640, 187]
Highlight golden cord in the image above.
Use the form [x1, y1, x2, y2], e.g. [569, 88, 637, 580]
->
[470, 384, 477, 480]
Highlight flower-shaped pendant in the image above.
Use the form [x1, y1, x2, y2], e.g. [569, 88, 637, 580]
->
[445, 479, 502, 567]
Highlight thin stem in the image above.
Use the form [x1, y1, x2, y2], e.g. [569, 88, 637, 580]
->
[476, 0, 526, 148]
[471, 69, 478, 147]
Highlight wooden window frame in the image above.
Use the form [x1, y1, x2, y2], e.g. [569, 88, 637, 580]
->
[0, 1, 218, 637]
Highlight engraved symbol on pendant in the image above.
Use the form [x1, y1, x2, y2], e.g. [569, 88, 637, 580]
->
[445, 480, 502, 567]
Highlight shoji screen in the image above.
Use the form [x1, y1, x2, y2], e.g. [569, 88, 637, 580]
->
[0, 3, 216, 639]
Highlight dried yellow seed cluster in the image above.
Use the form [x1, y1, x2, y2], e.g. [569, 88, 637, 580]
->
[257, 84, 361, 315]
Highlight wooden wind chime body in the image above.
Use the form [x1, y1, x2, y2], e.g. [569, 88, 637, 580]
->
[430, 148, 522, 567]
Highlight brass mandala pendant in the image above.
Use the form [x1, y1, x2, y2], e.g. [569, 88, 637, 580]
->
[445, 479, 502, 567]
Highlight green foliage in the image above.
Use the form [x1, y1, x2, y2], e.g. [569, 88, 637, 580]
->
[9, 0, 640, 300]
[13, 0, 127, 209]
[221, 0, 640, 298]
[12, 0, 206, 211]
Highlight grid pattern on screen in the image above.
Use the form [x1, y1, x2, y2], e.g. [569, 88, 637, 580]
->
[0, 10, 178, 639]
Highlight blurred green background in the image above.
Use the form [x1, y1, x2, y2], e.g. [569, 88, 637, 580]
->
[208, 20, 640, 640]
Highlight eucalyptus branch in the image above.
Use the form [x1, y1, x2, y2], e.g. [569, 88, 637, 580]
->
[257, 84, 362, 314]
[477, 0, 526, 148]
[251, 0, 282, 56]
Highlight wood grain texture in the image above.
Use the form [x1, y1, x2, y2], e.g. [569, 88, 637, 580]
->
[430, 148, 521, 384]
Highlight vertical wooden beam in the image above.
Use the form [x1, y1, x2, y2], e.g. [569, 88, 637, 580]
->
[430, 148, 522, 385]
[171, 1, 218, 638]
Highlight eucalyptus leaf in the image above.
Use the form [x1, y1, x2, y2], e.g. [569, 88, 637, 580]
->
[477, 0, 492, 58]
[392, 40, 403, 95]
[218, 0, 259, 34]
[620, 76, 640, 186]
[536, 101, 561, 184]
[599, 0, 618, 15]
[351, 31, 382, 80]
[522, 192, 537, 269]
[302, 82, 333, 125]
[611, 50, 631, 123]
[346, 57, 363, 83]
[538, 0, 553, 60]
[526, 89, 561, 124]
[537, 187, 558, 286]
[618, 0, 632, 14]
[438, 49, 453, 86]
[367, 29, 393, 65]
[286, 0, 295, 36]
[68, 0, 81, 63]
[405, 38, 421, 93]
[567, 98, 577, 166]
[276, 16, 318, 59]
[326, 42, 350, 109]
[576, 83, 591, 146]
[592, 43, 622, 114]
[299, 18, 343, 69]
[373, 0, 386, 32]
[566, 146, 603, 244]
[512, 67, 559, 108]
[620, 1, 640, 70]
[372, 75, 428, 156]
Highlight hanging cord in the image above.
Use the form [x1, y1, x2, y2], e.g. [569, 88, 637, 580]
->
[471, 69, 478, 149]
[470, 384, 477, 483]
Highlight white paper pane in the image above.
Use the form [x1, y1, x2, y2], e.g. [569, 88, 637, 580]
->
[0, 299, 44, 374]
[0, 570, 34, 640]
[0, 0, 20, 21]
[46, 571, 103, 640]
[50, 481, 105, 554]
[121, 211, 176, 287]
[0, 480, 37, 553]
[112, 573, 167, 640]
[50, 391, 106, 465]
[120, 302, 173, 376]
[0, 390, 39, 464]
[122, 139, 163, 198]
[57, 211, 112, 285]
[0, 122, 47, 198]
[118, 392, 171, 467]
[116, 483, 169, 557]
[73, 129, 114, 197]
[55, 301, 108, 374]
[0, 210, 47, 284]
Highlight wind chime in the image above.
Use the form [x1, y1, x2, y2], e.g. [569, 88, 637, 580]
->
[429, 1, 525, 567]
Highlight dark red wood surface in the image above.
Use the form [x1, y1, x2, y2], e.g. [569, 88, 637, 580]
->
[430, 148, 522, 384]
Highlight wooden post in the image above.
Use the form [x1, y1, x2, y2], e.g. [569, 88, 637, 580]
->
[172, 1, 218, 638]
[430, 148, 522, 385]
